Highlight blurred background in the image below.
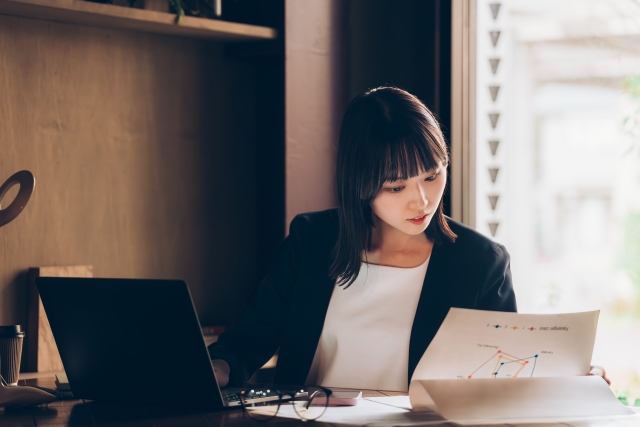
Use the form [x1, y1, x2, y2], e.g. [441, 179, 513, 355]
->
[475, 0, 640, 400]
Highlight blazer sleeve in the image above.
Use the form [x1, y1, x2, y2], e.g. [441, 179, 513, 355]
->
[476, 243, 518, 313]
[207, 214, 308, 386]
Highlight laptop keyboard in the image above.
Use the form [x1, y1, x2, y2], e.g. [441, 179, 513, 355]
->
[223, 389, 287, 407]
[222, 392, 241, 403]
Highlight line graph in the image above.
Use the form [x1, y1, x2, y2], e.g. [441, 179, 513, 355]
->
[467, 350, 538, 378]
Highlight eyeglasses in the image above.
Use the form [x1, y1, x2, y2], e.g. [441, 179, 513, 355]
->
[238, 385, 333, 422]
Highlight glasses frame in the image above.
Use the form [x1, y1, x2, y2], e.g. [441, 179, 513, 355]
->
[239, 385, 333, 423]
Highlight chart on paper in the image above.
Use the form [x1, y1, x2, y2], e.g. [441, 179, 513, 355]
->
[465, 349, 540, 378]
[411, 308, 599, 380]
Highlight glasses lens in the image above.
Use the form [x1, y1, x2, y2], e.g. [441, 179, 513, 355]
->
[240, 389, 281, 422]
[292, 386, 329, 421]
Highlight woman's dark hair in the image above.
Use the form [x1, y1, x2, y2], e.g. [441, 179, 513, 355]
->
[330, 86, 457, 288]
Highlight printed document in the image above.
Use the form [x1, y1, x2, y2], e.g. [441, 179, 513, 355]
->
[409, 308, 634, 421]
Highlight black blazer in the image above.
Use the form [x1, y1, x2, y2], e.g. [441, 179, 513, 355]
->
[208, 208, 517, 387]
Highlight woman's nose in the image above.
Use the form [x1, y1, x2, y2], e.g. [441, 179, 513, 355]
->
[410, 183, 429, 210]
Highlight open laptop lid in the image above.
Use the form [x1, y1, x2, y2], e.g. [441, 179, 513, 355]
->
[36, 277, 224, 409]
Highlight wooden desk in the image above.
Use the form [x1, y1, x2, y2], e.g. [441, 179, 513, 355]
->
[0, 377, 409, 427]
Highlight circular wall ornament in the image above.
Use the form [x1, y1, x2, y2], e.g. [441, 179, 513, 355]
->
[0, 171, 35, 228]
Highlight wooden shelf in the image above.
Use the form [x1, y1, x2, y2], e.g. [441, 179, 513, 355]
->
[0, 0, 278, 41]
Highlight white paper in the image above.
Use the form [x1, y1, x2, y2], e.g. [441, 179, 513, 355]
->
[366, 395, 413, 410]
[269, 396, 640, 426]
[268, 396, 446, 426]
[411, 376, 633, 420]
[412, 308, 600, 381]
[408, 308, 634, 421]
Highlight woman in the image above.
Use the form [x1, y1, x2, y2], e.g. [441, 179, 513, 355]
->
[208, 86, 607, 391]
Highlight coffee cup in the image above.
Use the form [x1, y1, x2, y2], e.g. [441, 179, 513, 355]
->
[0, 325, 25, 386]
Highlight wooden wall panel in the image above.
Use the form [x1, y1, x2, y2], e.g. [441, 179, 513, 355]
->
[284, 0, 347, 229]
[0, 14, 258, 328]
[26, 265, 93, 372]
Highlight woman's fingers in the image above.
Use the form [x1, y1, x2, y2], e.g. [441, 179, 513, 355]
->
[211, 359, 231, 387]
[588, 365, 611, 385]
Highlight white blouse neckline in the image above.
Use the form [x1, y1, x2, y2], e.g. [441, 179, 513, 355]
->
[362, 255, 430, 270]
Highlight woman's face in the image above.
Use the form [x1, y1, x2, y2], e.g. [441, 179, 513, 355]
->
[370, 160, 447, 236]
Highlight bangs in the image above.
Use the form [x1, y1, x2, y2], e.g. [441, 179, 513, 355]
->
[381, 135, 441, 183]
[354, 123, 449, 203]
[362, 122, 449, 199]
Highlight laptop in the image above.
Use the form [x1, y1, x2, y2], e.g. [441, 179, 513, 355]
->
[36, 277, 286, 409]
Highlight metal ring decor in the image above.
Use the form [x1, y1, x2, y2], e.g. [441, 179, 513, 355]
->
[0, 170, 35, 228]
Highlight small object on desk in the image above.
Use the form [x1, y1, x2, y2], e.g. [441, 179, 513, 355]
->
[328, 390, 361, 406]
[55, 373, 70, 391]
[0, 325, 26, 385]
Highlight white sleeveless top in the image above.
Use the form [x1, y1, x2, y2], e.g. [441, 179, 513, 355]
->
[305, 256, 430, 391]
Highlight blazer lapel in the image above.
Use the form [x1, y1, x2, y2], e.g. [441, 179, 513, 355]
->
[407, 238, 454, 384]
[274, 217, 337, 385]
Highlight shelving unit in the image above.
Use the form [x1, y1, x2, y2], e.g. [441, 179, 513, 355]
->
[0, 0, 278, 41]
[0, 0, 285, 335]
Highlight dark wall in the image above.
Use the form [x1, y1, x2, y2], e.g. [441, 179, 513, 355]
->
[224, 1, 286, 290]
[347, 0, 452, 214]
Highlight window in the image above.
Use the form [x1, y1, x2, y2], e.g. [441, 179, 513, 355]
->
[472, 0, 640, 399]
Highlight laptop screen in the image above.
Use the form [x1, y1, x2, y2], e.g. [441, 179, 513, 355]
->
[36, 277, 224, 409]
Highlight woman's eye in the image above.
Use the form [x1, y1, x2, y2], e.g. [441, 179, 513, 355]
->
[387, 187, 403, 193]
[425, 172, 440, 182]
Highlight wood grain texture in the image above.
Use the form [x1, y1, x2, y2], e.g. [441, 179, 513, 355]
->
[25, 265, 93, 372]
[0, 0, 278, 41]
[0, 14, 258, 330]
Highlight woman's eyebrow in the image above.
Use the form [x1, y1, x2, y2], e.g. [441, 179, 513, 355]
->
[422, 167, 440, 175]
[387, 167, 440, 182]
[412, 166, 440, 178]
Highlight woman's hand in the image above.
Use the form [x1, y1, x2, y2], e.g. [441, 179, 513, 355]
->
[587, 365, 611, 385]
[211, 359, 230, 388]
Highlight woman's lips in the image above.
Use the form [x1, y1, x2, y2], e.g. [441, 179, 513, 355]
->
[407, 214, 428, 224]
